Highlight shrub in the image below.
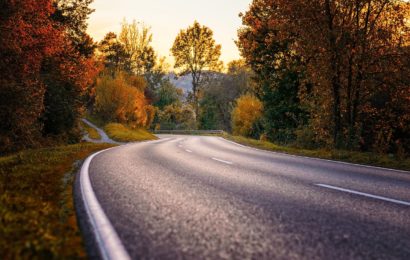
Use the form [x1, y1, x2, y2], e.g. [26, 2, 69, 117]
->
[231, 94, 263, 137]
[94, 73, 155, 128]
[157, 103, 196, 130]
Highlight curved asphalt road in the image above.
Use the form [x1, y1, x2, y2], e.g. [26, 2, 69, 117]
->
[85, 135, 410, 259]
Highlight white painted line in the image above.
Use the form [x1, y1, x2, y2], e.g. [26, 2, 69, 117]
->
[80, 148, 131, 260]
[185, 149, 193, 153]
[220, 137, 410, 174]
[316, 184, 410, 206]
[212, 157, 233, 165]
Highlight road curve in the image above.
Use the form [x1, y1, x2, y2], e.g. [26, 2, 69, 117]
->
[84, 135, 410, 259]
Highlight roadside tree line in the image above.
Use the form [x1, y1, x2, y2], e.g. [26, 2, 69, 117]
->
[0, 0, 98, 153]
[236, 0, 410, 155]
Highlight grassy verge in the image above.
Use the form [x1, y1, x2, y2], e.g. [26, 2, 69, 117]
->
[223, 134, 410, 172]
[104, 123, 158, 142]
[0, 143, 116, 259]
[80, 121, 101, 140]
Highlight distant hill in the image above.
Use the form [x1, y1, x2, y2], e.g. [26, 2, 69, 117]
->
[167, 73, 193, 93]
[166, 72, 225, 93]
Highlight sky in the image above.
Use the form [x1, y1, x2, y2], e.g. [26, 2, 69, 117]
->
[87, 0, 252, 67]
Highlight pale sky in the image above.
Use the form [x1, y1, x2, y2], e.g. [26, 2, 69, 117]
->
[87, 0, 252, 66]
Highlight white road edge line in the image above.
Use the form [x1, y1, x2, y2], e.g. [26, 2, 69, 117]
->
[219, 137, 410, 174]
[315, 183, 410, 206]
[80, 148, 131, 260]
[212, 157, 233, 165]
[79, 137, 172, 260]
[185, 149, 193, 153]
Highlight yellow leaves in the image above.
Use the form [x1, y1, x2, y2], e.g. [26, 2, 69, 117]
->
[232, 94, 263, 137]
[171, 21, 222, 73]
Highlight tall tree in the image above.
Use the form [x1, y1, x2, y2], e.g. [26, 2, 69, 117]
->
[119, 20, 156, 76]
[237, 1, 309, 143]
[98, 32, 131, 75]
[239, 0, 409, 151]
[280, 0, 409, 149]
[53, 0, 96, 57]
[42, 0, 98, 139]
[171, 21, 222, 118]
[0, 0, 63, 152]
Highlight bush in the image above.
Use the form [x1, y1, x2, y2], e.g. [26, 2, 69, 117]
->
[231, 94, 263, 137]
[94, 73, 155, 128]
[157, 103, 196, 130]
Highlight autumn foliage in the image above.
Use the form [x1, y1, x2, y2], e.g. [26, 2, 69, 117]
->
[0, 0, 99, 153]
[0, 0, 62, 151]
[232, 94, 263, 137]
[238, 0, 410, 154]
[94, 73, 155, 128]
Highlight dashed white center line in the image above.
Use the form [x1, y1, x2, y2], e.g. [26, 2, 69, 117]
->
[185, 149, 193, 153]
[316, 183, 410, 206]
[212, 157, 233, 165]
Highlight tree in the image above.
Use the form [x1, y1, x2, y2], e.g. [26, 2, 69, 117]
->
[43, 0, 98, 141]
[237, 0, 309, 143]
[53, 0, 96, 57]
[171, 21, 222, 118]
[232, 94, 263, 137]
[275, 0, 409, 149]
[119, 20, 156, 76]
[0, 0, 101, 153]
[239, 0, 409, 152]
[199, 60, 253, 131]
[144, 57, 171, 103]
[0, 0, 64, 152]
[154, 80, 183, 110]
[41, 44, 100, 140]
[98, 32, 131, 75]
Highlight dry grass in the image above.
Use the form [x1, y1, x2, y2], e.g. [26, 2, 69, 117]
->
[223, 134, 410, 172]
[0, 143, 115, 259]
[104, 123, 158, 142]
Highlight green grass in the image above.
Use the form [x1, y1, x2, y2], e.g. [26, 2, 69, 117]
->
[0, 143, 116, 259]
[80, 121, 101, 140]
[223, 134, 410, 172]
[104, 123, 158, 142]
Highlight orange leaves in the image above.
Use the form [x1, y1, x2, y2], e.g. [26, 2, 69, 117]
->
[94, 73, 154, 128]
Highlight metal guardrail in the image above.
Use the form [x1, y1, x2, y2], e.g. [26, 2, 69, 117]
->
[153, 130, 225, 135]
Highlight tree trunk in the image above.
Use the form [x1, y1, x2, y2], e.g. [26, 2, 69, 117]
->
[191, 73, 199, 126]
[331, 71, 342, 148]
[347, 54, 355, 148]
[325, 0, 342, 148]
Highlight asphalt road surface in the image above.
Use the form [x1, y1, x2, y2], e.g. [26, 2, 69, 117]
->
[86, 135, 410, 259]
